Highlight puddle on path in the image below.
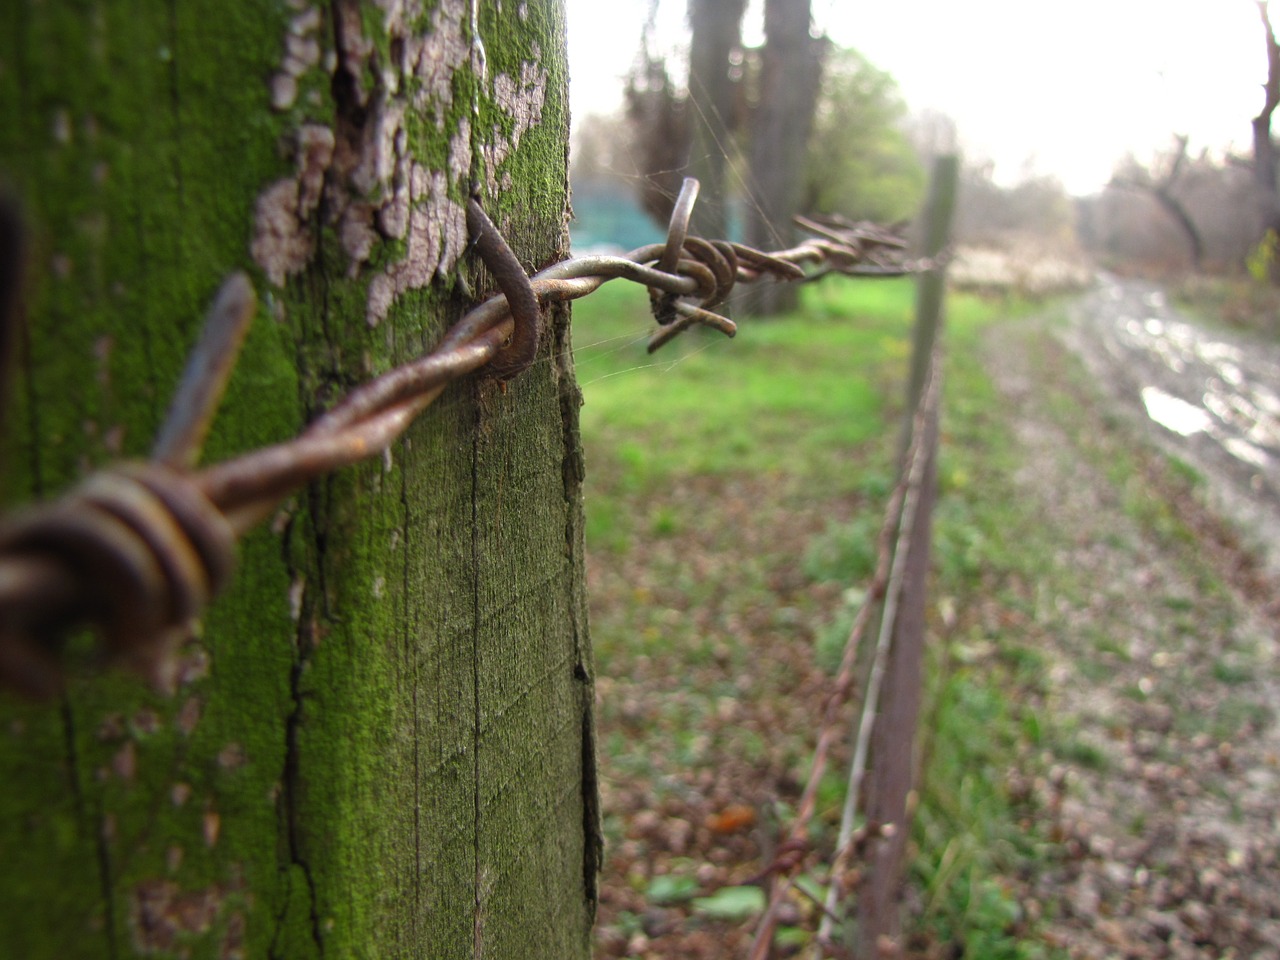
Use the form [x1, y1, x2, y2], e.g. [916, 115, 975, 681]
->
[1140, 386, 1212, 437]
[1105, 289, 1279, 473]
[1068, 277, 1280, 573]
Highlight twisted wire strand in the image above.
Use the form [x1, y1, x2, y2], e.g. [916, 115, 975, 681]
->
[0, 177, 940, 697]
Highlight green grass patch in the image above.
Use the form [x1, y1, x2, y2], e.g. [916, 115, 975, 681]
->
[1212, 658, 1253, 686]
[575, 276, 1062, 956]
[804, 517, 881, 585]
[574, 278, 911, 489]
[1055, 736, 1110, 771]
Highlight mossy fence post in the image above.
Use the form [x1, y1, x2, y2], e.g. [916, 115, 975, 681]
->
[0, 2, 599, 957]
[857, 153, 958, 958]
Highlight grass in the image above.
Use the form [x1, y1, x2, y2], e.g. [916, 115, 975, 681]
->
[576, 279, 904, 487]
[575, 275, 1070, 957]
[582, 262, 1273, 956]
[904, 297, 1076, 958]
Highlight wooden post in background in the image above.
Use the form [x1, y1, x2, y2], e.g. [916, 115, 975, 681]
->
[857, 154, 957, 958]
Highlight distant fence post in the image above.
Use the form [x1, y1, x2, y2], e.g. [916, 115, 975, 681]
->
[904, 154, 959, 429]
[857, 154, 958, 959]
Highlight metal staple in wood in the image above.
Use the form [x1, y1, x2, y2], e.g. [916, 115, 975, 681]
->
[0, 178, 943, 698]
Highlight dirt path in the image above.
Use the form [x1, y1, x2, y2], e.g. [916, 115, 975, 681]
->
[985, 286, 1280, 959]
[1061, 276, 1280, 576]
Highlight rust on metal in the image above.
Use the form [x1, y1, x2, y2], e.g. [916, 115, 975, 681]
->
[151, 274, 257, 470]
[465, 197, 542, 381]
[0, 185, 931, 697]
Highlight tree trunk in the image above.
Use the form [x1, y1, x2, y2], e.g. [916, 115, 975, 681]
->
[742, 0, 823, 316]
[0, 3, 598, 958]
[687, 0, 746, 239]
[1151, 188, 1206, 271]
[1256, 1, 1280, 198]
[1254, 0, 1280, 279]
[1112, 138, 1206, 272]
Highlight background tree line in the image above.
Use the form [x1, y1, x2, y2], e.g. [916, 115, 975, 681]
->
[575, 0, 1280, 299]
[610, 0, 924, 313]
[1079, 0, 1280, 280]
[570, 0, 1087, 309]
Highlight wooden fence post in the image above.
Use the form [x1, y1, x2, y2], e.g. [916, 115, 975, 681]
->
[0, 4, 598, 957]
[856, 154, 958, 958]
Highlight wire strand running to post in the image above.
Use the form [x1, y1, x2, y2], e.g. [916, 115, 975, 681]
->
[0, 177, 944, 698]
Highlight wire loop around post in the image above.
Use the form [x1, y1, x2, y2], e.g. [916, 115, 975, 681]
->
[466, 197, 543, 381]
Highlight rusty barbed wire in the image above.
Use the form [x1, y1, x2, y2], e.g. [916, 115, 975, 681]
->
[0, 177, 942, 698]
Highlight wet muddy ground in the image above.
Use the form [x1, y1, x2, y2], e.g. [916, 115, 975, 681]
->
[1061, 276, 1280, 575]
[987, 286, 1280, 959]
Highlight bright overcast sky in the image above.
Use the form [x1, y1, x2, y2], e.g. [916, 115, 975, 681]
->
[564, 0, 1267, 195]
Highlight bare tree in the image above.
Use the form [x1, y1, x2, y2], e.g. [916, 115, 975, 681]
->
[1112, 136, 1206, 270]
[1255, 2, 1280, 214]
[1080, 152, 1259, 273]
[624, 50, 693, 225]
[622, 0, 745, 236]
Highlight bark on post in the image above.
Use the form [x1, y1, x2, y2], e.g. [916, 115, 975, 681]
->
[0, 2, 598, 958]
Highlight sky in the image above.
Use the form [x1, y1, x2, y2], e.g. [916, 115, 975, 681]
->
[564, 0, 1267, 195]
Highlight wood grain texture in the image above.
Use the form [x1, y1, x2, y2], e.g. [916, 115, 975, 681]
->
[0, 2, 595, 956]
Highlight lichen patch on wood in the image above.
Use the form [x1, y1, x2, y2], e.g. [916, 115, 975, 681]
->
[251, 0, 550, 326]
[401, 0, 470, 128]
[269, 6, 324, 112]
[250, 125, 336, 286]
[480, 56, 549, 194]
[366, 169, 466, 327]
[129, 880, 225, 954]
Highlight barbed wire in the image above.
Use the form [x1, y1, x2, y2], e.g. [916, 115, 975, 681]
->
[0, 177, 943, 698]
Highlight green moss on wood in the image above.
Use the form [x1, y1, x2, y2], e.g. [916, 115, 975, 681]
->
[0, 2, 593, 958]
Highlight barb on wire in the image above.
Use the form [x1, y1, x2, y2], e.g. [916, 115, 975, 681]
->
[0, 177, 935, 698]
